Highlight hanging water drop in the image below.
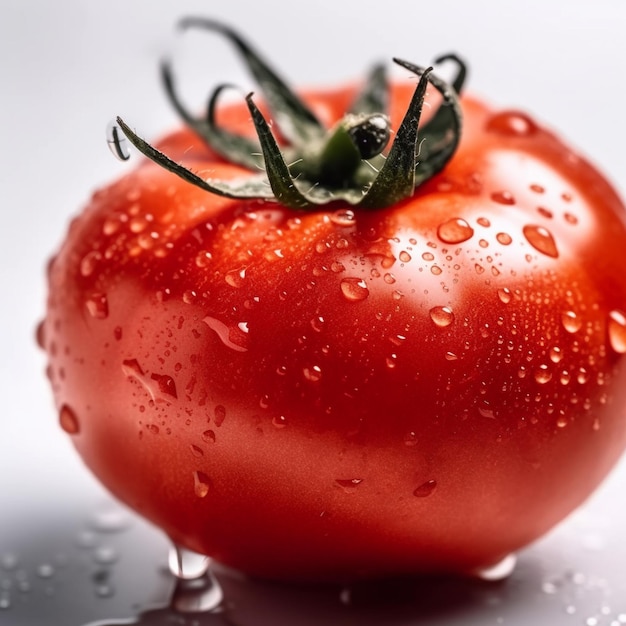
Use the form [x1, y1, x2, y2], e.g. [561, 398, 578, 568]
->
[168, 545, 210, 580]
[473, 553, 518, 581]
[106, 120, 131, 161]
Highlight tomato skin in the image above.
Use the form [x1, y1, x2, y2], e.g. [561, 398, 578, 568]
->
[43, 82, 626, 582]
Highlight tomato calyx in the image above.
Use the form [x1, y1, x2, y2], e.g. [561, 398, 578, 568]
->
[115, 18, 465, 209]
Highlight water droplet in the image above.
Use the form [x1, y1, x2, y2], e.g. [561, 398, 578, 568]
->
[59, 404, 80, 435]
[310, 315, 325, 332]
[202, 429, 216, 443]
[496, 232, 512, 245]
[106, 120, 131, 161]
[422, 251, 435, 261]
[473, 553, 517, 581]
[94, 546, 118, 565]
[193, 471, 211, 498]
[340, 277, 369, 302]
[413, 479, 437, 497]
[168, 545, 209, 580]
[523, 224, 558, 258]
[403, 431, 418, 446]
[498, 288, 512, 304]
[491, 191, 515, 205]
[562, 310, 582, 333]
[1, 554, 18, 571]
[272, 415, 287, 428]
[549, 346, 563, 363]
[150, 373, 177, 399]
[445, 351, 458, 361]
[303, 365, 322, 382]
[399, 250, 412, 263]
[90, 507, 130, 533]
[190, 444, 204, 458]
[564, 212, 579, 225]
[224, 267, 246, 288]
[478, 403, 496, 419]
[0, 596, 10, 610]
[330, 209, 356, 226]
[486, 110, 538, 136]
[437, 218, 474, 244]
[85, 292, 109, 319]
[535, 365, 552, 384]
[335, 478, 364, 492]
[214, 405, 226, 426]
[477, 217, 491, 227]
[195, 250, 213, 268]
[429, 305, 454, 327]
[556, 416, 568, 428]
[36, 564, 55, 579]
[203, 316, 249, 352]
[608, 309, 626, 354]
[577, 367, 589, 384]
[80, 250, 101, 277]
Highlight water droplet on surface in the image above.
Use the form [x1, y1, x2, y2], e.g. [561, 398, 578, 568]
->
[150, 373, 177, 399]
[549, 346, 563, 363]
[556, 416, 568, 428]
[224, 267, 246, 288]
[90, 507, 130, 533]
[437, 218, 474, 244]
[413, 479, 437, 497]
[106, 120, 131, 161]
[335, 478, 364, 492]
[85, 292, 109, 319]
[491, 191, 515, 205]
[303, 365, 322, 382]
[429, 306, 454, 327]
[36, 564, 55, 579]
[59, 404, 80, 435]
[534, 365, 552, 384]
[202, 429, 216, 443]
[486, 110, 538, 136]
[562, 311, 582, 333]
[203, 316, 249, 352]
[445, 351, 458, 361]
[496, 232, 512, 245]
[564, 212, 579, 225]
[473, 553, 517, 581]
[214, 405, 226, 426]
[168, 545, 210, 580]
[399, 250, 412, 263]
[497, 288, 512, 304]
[330, 209, 356, 226]
[340, 277, 369, 302]
[404, 431, 418, 446]
[608, 310, 626, 354]
[193, 471, 211, 498]
[523, 224, 558, 258]
[93, 546, 118, 565]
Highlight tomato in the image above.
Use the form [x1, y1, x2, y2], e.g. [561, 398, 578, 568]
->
[41, 19, 626, 583]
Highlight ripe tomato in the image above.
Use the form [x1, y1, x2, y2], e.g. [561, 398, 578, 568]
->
[41, 20, 626, 582]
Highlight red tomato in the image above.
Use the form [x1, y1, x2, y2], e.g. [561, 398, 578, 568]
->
[41, 21, 626, 582]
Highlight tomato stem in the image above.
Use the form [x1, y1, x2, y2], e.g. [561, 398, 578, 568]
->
[116, 19, 466, 210]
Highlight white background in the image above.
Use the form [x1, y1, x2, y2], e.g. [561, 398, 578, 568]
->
[2, 2, 626, 625]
